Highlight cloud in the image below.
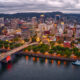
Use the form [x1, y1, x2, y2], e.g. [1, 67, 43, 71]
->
[0, 0, 80, 13]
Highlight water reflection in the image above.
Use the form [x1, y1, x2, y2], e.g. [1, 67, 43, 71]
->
[72, 65, 80, 69]
[39, 58, 45, 64]
[33, 57, 36, 62]
[45, 59, 48, 64]
[0, 55, 80, 76]
[0, 63, 11, 75]
[7, 63, 12, 70]
[37, 58, 39, 61]
[24, 56, 80, 68]
[64, 61, 67, 65]
[0, 55, 21, 74]
[25, 56, 29, 61]
[48, 60, 54, 64]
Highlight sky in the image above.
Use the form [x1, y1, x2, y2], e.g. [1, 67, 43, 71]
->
[0, 0, 80, 14]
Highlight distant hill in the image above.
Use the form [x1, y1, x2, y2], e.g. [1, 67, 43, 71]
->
[0, 12, 64, 18]
[0, 12, 80, 22]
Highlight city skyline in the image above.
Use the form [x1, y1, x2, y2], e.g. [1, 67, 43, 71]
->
[0, 0, 80, 14]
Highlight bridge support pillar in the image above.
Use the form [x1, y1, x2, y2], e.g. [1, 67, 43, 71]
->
[7, 47, 10, 50]
[0, 56, 12, 64]
[0, 62, 2, 69]
[2, 45, 5, 49]
[0, 61, 7, 69]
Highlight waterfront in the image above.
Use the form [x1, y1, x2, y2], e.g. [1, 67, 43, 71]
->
[0, 55, 80, 80]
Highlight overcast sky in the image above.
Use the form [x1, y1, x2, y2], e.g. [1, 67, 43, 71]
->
[0, 0, 80, 14]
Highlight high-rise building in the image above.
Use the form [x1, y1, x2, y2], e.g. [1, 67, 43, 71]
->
[39, 14, 45, 23]
[55, 15, 61, 23]
[0, 17, 4, 27]
[10, 19, 19, 29]
[76, 25, 80, 38]
[32, 17, 37, 25]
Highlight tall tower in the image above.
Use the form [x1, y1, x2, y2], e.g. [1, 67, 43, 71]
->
[75, 25, 80, 39]
[55, 15, 61, 23]
[39, 14, 45, 23]
[32, 17, 37, 25]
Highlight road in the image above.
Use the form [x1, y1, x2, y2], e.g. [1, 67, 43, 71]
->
[0, 42, 38, 61]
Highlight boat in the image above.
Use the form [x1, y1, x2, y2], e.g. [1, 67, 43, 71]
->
[72, 60, 80, 66]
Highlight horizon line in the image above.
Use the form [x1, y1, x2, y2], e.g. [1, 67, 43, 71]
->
[0, 11, 80, 15]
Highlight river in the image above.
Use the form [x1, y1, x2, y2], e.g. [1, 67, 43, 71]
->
[0, 55, 80, 80]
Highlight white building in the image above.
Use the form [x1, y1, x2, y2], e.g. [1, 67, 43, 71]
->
[7, 29, 16, 34]
[38, 23, 48, 32]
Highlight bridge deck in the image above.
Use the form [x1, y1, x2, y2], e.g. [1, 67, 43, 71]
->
[0, 42, 38, 61]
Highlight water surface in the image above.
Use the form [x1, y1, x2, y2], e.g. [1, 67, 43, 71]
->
[0, 56, 80, 80]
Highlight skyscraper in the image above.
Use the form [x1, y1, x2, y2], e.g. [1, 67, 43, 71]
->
[0, 17, 4, 27]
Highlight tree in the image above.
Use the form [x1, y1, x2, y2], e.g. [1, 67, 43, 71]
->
[0, 44, 3, 48]
[4, 44, 8, 48]
[56, 50, 64, 56]
[65, 49, 72, 57]
[57, 40, 63, 44]
[74, 51, 80, 57]
[24, 38, 29, 42]
[48, 49, 54, 54]
[10, 45, 15, 49]
[32, 37, 36, 42]
[0, 40, 4, 44]
[52, 46, 57, 52]
[50, 41, 55, 48]
[72, 47, 79, 52]
[26, 46, 32, 51]
[14, 43, 22, 48]
[32, 45, 39, 52]
[38, 44, 49, 53]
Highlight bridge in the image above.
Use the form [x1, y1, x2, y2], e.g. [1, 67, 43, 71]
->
[0, 42, 38, 62]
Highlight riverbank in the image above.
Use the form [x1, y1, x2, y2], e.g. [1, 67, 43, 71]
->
[0, 48, 80, 62]
[20, 51, 80, 62]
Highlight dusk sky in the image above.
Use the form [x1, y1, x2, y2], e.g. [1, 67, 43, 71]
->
[0, 0, 80, 14]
